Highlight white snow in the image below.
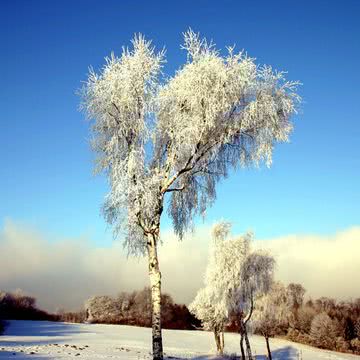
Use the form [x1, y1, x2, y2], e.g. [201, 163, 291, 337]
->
[1, 320, 359, 359]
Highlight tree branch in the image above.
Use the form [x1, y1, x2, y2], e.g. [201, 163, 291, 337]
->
[166, 186, 185, 193]
[244, 289, 254, 325]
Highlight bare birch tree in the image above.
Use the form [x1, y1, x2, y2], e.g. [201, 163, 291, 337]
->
[80, 29, 300, 360]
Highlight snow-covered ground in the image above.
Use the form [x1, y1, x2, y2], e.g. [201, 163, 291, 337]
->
[1, 320, 359, 359]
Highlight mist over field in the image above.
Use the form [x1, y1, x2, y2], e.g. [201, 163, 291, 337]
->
[2, 219, 359, 312]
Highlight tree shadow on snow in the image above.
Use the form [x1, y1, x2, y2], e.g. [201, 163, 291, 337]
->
[0, 349, 53, 359]
[267, 346, 298, 360]
[165, 357, 226, 360]
[1, 320, 91, 347]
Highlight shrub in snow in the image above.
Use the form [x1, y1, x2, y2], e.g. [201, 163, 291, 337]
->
[351, 338, 360, 353]
[335, 337, 350, 352]
[295, 332, 313, 345]
[57, 309, 86, 323]
[287, 328, 300, 342]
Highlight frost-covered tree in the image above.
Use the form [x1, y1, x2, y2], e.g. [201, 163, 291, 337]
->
[296, 305, 316, 334]
[189, 287, 226, 354]
[233, 250, 275, 359]
[310, 312, 338, 349]
[209, 224, 275, 359]
[287, 283, 305, 309]
[252, 282, 288, 360]
[84, 295, 120, 323]
[189, 222, 235, 354]
[287, 283, 306, 331]
[80, 30, 300, 360]
[190, 222, 275, 359]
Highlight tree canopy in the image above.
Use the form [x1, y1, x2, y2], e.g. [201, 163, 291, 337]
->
[80, 30, 300, 254]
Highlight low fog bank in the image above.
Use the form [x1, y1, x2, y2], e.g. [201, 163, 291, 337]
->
[1, 219, 359, 311]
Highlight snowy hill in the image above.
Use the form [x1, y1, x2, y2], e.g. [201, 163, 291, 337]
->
[1, 320, 359, 359]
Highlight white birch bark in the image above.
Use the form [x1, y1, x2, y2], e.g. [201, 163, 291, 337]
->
[147, 232, 163, 360]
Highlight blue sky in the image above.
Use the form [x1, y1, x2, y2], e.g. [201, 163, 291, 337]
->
[1, 0, 359, 246]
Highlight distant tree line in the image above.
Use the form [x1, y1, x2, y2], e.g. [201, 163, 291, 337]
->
[1, 286, 359, 355]
[84, 287, 200, 330]
[226, 282, 360, 355]
[0, 289, 55, 322]
[0, 288, 199, 333]
[0, 289, 57, 334]
[283, 286, 360, 354]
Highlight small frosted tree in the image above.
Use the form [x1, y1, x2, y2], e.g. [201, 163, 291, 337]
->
[190, 222, 275, 359]
[189, 221, 235, 354]
[233, 250, 275, 359]
[253, 282, 288, 360]
[189, 287, 226, 354]
[80, 30, 300, 360]
[209, 225, 275, 359]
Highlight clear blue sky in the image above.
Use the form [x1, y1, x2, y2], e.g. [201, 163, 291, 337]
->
[1, 0, 359, 246]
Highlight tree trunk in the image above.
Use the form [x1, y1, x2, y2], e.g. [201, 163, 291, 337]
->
[265, 336, 272, 360]
[214, 329, 224, 355]
[240, 331, 246, 360]
[244, 329, 252, 360]
[147, 233, 163, 360]
[242, 291, 254, 360]
[221, 331, 224, 354]
[214, 331, 221, 354]
[239, 318, 252, 360]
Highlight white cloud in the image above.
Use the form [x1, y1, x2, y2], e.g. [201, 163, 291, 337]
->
[1, 219, 359, 312]
[254, 227, 360, 300]
[0, 220, 209, 311]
